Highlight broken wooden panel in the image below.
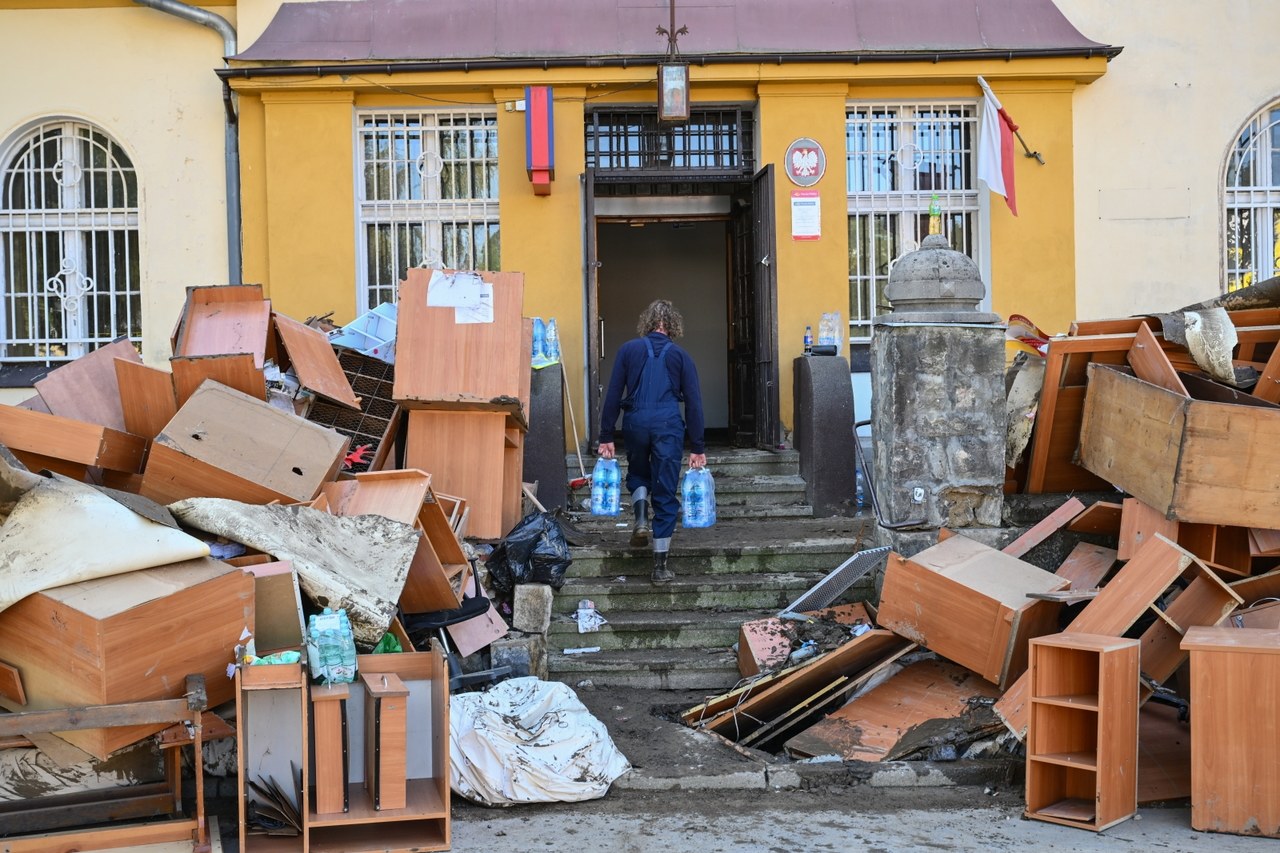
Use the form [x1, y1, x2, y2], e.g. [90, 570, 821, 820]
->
[1025, 335, 1132, 494]
[446, 600, 508, 658]
[694, 630, 915, 742]
[1136, 562, 1242, 687]
[1127, 321, 1188, 397]
[141, 380, 348, 505]
[1229, 567, 1280, 607]
[784, 659, 1000, 761]
[323, 469, 431, 524]
[1080, 364, 1280, 529]
[1054, 543, 1117, 592]
[171, 284, 270, 367]
[1254, 337, 1280, 403]
[32, 338, 143, 431]
[404, 409, 510, 541]
[1118, 497, 1179, 561]
[1250, 527, 1280, 556]
[1002, 496, 1085, 559]
[0, 557, 252, 759]
[271, 312, 360, 409]
[1177, 523, 1252, 578]
[393, 269, 528, 416]
[1067, 501, 1123, 537]
[114, 359, 178, 441]
[738, 617, 792, 678]
[995, 533, 1193, 739]
[1233, 599, 1280, 629]
[0, 660, 25, 705]
[170, 352, 267, 408]
[1181, 627, 1280, 838]
[878, 535, 1067, 689]
[0, 406, 145, 473]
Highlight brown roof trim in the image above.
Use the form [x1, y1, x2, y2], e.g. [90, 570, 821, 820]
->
[218, 46, 1121, 81]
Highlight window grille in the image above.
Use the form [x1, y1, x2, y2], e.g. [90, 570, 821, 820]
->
[846, 102, 981, 341]
[0, 120, 140, 363]
[586, 107, 754, 181]
[1224, 104, 1280, 292]
[356, 110, 499, 311]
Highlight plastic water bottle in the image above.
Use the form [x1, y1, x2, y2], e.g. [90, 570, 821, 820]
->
[591, 460, 608, 515]
[531, 317, 547, 364]
[803, 325, 813, 356]
[819, 313, 837, 347]
[545, 318, 561, 363]
[337, 610, 357, 680]
[605, 459, 620, 515]
[683, 475, 704, 527]
[855, 464, 867, 508]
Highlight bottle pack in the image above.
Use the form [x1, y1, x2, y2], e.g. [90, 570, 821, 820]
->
[591, 457, 621, 516]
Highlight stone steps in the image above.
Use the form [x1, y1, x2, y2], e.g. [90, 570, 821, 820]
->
[548, 646, 742, 691]
[553, 571, 825, 613]
[547, 608, 777, 652]
[568, 447, 800, 479]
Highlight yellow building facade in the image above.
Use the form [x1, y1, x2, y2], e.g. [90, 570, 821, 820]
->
[0, 0, 1114, 449]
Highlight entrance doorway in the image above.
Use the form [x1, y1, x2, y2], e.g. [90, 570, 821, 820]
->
[596, 219, 730, 440]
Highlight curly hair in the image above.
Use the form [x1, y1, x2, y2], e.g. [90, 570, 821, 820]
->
[636, 299, 684, 339]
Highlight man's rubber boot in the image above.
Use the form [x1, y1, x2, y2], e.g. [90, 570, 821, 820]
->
[651, 550, 675, 585]
[630, 498, 651, 548]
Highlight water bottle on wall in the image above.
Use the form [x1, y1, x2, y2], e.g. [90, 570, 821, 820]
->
[803, 325, 814, 356]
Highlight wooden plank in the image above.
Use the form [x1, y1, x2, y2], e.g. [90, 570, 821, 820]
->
[700, 630, 915, 740]
[327, 469, 431, 524]
[171, 353, 266, 408]
[114, 359, 177, 441]
[0, 406, 145, 473]
[784, 659, 1000, 761]
[1118, 497, 1179, 561]
[272, 312, 361, 409]
[140, 442, 294, 506]
[1137, 562, 1242, 684]
[877, 536, 1067, 689]
[1055, 543, 1117, 591]
[995, 534, 1192, 739]
[172, 283, 270, 367]
[0, 660, 25, 706]
[1066, 501, 1123, 536]
[1137, 701, 1191, 804]
[32, 339, 143, 431]
[1003, 497, 1086, 559]
[1127, 321, 1188, 396]
[1231, 567, 1280, 607]
[2, 818, 201, 853]
[1251, 527, 1280, 556]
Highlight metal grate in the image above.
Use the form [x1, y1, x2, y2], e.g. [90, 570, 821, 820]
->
[586, 106, 754, 182]
[356, 110, 500, 313]
[0, 119, 141, 363]
[845, 102, 981, 341]
[306, 349, 399, 473]
[1223, 103, 1280, 292]
[778, 546, 892, 615]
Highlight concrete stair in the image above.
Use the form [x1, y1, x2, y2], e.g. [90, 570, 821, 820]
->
[544, 447, 876, 690]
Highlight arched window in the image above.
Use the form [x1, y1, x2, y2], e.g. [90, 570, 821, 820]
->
[1224, 102, 1280, 292]
[0, 119, 140, 363]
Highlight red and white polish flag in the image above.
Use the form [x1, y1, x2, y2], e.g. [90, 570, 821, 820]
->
[977, 76, 1018, 216]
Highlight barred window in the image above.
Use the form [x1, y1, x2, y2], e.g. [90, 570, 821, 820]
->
[356, 110, 499, 311]
[1224, 103, 1280, 292]
[846, 102, 981, 341]
[0, 119, 140, 363]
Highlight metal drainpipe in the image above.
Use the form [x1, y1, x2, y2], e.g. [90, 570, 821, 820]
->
[131, 0, 242, 285]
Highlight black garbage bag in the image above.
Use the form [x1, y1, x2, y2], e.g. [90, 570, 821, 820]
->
[486, 511, 573, 601]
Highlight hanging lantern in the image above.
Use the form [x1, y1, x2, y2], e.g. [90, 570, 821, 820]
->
[657, 63, 690, 123]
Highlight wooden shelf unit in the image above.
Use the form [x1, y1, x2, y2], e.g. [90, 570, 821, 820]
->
[1025, 632, 1139, 832]
[236, 664, 309, 853]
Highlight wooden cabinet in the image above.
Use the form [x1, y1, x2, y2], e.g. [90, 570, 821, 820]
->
[237, 644, 451, 853]
[1025, 632, 1138, 832]
[1181, 627, 1280, 838]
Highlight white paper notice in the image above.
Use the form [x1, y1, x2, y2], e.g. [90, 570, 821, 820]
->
[791, 190, 821, 241]
[426, 269, 484, 308]
[455, 282, 494, 324]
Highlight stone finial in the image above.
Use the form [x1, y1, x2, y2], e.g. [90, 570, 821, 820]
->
[882, 234, 1001, 324]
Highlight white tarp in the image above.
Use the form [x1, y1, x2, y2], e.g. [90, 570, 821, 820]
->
[450, 677, 630, 806]
[0, 475, 211, 613]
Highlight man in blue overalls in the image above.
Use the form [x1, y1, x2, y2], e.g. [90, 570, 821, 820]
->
[597, 299, 707, 584]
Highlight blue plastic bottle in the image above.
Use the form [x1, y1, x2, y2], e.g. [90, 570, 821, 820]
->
[605, 460, 620, 515]
[531, 317, 547, 365]
[683, 474, 704, 527]
[545, 318, 561, 363]
[591, 459, 608, 515]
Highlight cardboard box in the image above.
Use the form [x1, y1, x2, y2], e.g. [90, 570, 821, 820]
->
[0, 557, 253, 759]
[141, 380, 348, 505]
[1080, 364, 1280, 529]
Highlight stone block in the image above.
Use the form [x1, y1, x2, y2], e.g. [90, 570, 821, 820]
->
[513, 583, 554, 634]
[492, 630, 548, 680]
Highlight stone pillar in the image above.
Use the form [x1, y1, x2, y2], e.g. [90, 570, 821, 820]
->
[871, 235, 1005, 535]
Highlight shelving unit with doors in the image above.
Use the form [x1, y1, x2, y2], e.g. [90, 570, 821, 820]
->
[1025, 632, 1138, 832]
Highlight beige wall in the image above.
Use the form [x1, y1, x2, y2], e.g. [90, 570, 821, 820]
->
[1, 6, 234, 367]
[1056, 0, 1280, 323]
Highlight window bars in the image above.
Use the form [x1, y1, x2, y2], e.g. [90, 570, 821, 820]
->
[356, 110, 500, 312]
[586, 106, 755, 181]
[1224, 104, 1280, 293]
[845, 103, 981, 342]
[0, 120, 141, 363]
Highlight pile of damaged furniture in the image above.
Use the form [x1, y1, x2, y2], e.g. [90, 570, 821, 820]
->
[685, 284, 1280, 840]
[0, 271, 545, 852]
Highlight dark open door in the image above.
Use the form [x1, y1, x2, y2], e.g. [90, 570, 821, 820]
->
[728, 165, 780, 449]
[582, 168, 600, 451]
